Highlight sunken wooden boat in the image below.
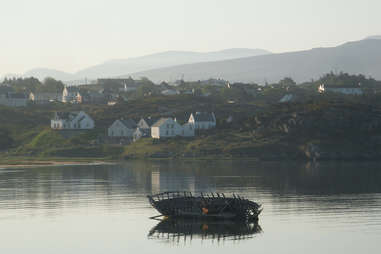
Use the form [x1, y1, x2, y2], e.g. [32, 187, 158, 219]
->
[147, 192, 262, 221]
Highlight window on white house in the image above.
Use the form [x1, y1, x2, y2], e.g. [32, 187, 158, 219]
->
[166, 130, 169, 135]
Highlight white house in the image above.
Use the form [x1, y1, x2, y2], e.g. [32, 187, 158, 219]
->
[151, 118, 182, 138]
[279, 94, 294, 103]
[181, 122, 195, 137]
[133, 128, 151, 141]
[161, 89, 180, 96]
[62, 86, 81, 103]
[151, 118, 195, 139]
[107, 119, 137, 137]
[51, 111, 95, 130]
[137, 117, 160, 129]
[318, 84, 363, 95]
[188, 112, 216, 130]
[29, 92, 61, 104]
[119, 82, 138, 92]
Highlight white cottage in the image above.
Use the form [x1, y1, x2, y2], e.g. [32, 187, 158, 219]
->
[151, 118, 182, 139]
[161, 89, 180, 96]
[188, 112, 216, 130]
[62, 86, 81, 103]
[279, 94, 294, 103]
[151, 118, 195, 139]
[181, 122, 195, 137]
[318, 84, 363, 95]
[29, 92, 61, 104]
[108, 119, 137, 137]
[51, 111, 95, 130]
[133, 128, 151, 141]
[137, 117, 160, 129]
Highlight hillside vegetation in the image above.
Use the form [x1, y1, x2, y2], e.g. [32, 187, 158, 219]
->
[2, 73, 381, 161]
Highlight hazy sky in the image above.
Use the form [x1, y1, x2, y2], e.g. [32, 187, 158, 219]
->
[0, 0, 380, 75]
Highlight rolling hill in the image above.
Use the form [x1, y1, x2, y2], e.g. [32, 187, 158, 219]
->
[75, 48, 270, 80]
[129, 39, 381, 84]
[6, 48, 270, 82]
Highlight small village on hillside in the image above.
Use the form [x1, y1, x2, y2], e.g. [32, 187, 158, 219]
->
[0, 74, 374, 108]
[2, 72, 381, 160]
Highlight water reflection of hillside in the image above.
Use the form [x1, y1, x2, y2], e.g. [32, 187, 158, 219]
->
[148, 219, 262, 243]
[0, 160, 381, 212]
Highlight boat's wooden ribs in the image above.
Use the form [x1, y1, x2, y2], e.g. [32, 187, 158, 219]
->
[147, 192, 261, 221]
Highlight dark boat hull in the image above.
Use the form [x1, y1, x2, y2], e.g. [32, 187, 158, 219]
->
[148, 192, 262, 221]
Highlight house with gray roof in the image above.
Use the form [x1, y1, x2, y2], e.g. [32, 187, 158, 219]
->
[62, 86, 81, 103]
[151, 117, 195, 139]
[51, 111, 94, 130]
[29, 92, 61, 104]
[133, 128, 151, 141]
[188, 112, 216, 130]
[151, 118, 183, 139]
[108, 119, 137, 137]
[318, 84, 363, 95]
[0, 92, 28, 107]
[137, 117, 160, 129]
[79, 91, 107, 104]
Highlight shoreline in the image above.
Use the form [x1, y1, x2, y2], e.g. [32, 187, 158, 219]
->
[0, 157, 115, 169]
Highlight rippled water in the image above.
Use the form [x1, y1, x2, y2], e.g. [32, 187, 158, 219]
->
[0, 160, 381, 253]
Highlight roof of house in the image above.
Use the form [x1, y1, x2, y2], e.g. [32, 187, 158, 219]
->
[84, 90, 104, 96]
[279, 94, 294, 103]
[7, 93, 28, 99]
[151, 118, 170, 127]
[31, 92, 60, 99]
[0, 86, 14, 94]
[118, 119, 137, 129]
[161, 89, 179, 95]
[141, 117, 160, 127]
[192, 112, 215, 122]
[54, 111, 80, 120]
[322, 83, 362, 89]
[65, 86, 80, 92]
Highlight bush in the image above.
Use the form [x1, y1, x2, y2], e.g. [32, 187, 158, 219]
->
[0, 128, 14, 150]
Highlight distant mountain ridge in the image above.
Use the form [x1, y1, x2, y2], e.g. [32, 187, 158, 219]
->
[129, 38, 381, 84]
[366, 35, 381, 40]
[3, 36, 381, 84]
[24, 68, 74, 82]
[74, 48, 270, 80]
[2, 48, 270, 82]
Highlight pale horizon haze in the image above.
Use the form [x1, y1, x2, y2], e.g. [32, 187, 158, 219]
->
[0, 0, 380, 76]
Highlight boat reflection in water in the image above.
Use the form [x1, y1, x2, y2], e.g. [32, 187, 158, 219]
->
[148, 219, 262, 243]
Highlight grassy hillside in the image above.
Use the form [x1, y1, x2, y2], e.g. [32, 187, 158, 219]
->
[2, 73, 381, 161]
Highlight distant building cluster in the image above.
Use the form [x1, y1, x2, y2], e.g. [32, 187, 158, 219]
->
[0, 77, 233, 108]
[318, 84, 363, 95]
[50, 111, 216, 143]
[106, 112, 216, 141]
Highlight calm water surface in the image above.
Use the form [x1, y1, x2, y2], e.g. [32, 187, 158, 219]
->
[0, 160, 381, 253]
